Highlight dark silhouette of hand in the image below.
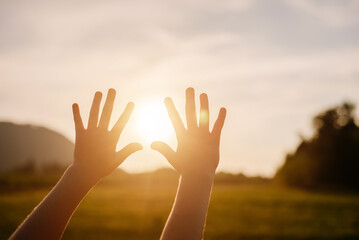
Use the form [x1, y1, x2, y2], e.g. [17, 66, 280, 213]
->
[71, 89, 142, 183]
[151, 88, 226, 176]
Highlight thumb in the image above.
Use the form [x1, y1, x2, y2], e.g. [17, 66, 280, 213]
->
[151, 141, 179, 171]
[116, 142, 143, 166]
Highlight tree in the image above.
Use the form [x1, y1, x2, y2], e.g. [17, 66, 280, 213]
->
[275, 102, 359, 190]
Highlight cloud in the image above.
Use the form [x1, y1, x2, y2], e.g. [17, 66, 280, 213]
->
[289, 0, 359, 27]
[0, 0, 358, 176]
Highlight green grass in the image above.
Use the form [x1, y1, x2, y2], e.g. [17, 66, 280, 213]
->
[1, 172, 359, 239]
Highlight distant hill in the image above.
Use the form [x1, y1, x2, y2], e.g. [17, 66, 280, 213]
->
[0, 122, 74, 172]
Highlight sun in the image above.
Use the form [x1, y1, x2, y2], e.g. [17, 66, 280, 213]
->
[135, 100, 173, 142]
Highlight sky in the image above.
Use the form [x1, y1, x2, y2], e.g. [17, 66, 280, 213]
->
[1, 0, 359, 177]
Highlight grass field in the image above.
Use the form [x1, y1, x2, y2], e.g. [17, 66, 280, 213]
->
[1, 171, 359, 240]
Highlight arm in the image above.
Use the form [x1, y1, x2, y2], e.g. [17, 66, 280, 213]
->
[10, 89, 142, 240]
[151, 88, 226, 240]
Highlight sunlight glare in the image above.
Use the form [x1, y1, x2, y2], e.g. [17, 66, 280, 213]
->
[135, 101, 173, 142]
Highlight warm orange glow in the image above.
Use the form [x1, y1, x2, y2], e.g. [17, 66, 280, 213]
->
[135, 101, 173, 142]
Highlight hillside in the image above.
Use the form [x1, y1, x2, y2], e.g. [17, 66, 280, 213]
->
[0, 122, 74, 171]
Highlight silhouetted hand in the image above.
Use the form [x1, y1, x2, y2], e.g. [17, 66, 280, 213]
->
[10, 88, 142, 240]
[151, 88, 226, 177]
[71, 89, 142, 183]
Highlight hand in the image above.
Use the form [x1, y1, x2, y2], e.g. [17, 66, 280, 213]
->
[71, 89, 142, 183]
[151, 88, 226, 177]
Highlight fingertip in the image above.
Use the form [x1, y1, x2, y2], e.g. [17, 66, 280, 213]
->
[218, 108, 227, 126]
[186, 87, 194, 94]
[186, 88, 195, 99]
[200, 93, 208, 102]
[133, 142, 143, 151]
[150, 141, 160, 149]
[108, 88, 116, 97]
[127, 101, 135, 109]
[125, 142, 143, 153]
[117, 143, 143, 163]
[164, 97, 172, 105]
[94, 91, 103, 101]
[72, 103, 78, 109]
[122, 102, 134, 116]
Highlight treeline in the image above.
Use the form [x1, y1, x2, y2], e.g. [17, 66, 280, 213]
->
[10, 158, 67, 174]
[4, 102, 359, 192]
[275, 102, 359, 191]
[0, 167, 270, 193]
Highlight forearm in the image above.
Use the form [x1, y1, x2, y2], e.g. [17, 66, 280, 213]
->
[161, 171, 215, 240]
[10, 165, 96, 240]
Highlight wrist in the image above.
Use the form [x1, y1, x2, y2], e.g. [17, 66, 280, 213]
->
[66, 164, 99, 189]
[181, 169, 216, 183]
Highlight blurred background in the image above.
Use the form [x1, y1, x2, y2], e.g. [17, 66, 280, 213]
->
[1, 0, 359, 239]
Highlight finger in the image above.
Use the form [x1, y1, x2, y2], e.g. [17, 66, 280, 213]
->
[111, 102, 135, 137]
[72, 103, 84, 133]
[199, 93, 209, 131]
[186, 87, 197, 130]
[98, 88, 116, 130]
[151, 141, 180, 171]
[88, 91, 103, 129]
[212, 107, 227, 137]
[164, 97, 186, 138]
[115, 143, 143, 166]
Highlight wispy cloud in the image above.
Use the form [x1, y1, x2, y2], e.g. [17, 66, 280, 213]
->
[0, 0, 358, 176]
